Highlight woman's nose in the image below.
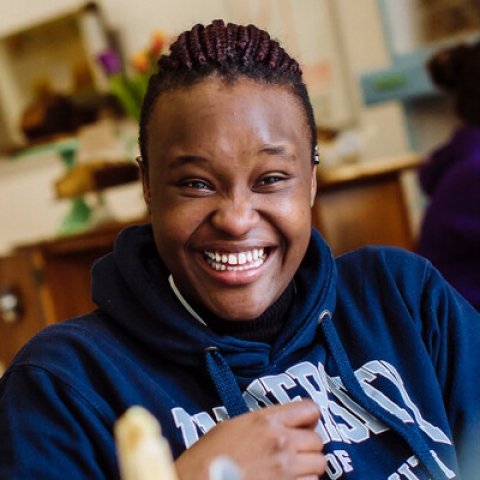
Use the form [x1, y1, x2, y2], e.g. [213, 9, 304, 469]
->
[210, 195, 260, 236]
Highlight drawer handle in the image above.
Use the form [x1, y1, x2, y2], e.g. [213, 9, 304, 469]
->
[0, 287, 23, 324]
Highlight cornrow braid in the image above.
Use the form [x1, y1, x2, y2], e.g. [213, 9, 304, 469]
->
[255, 31, 271, 63]
[139, 19, 316, 166]
[226, 23, 239, 61]
[169, 32, 192, 70]
[242, 24, 262, 68]
[212, 20, 228, 64]
[189, 24, 206, 67]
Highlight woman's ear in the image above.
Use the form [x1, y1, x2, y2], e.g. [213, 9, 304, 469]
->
[136, 156, 152, 215]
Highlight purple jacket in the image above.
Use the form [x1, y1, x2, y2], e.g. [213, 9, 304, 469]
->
[417, 126, 480, 311]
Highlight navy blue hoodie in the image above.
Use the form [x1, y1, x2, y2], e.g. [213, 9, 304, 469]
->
[1, 224, 479, 479]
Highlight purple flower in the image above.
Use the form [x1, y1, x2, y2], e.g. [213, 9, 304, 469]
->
[97, 48, 123, 76]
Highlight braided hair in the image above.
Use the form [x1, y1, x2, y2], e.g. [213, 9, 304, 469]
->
[139, 19, 316, 166]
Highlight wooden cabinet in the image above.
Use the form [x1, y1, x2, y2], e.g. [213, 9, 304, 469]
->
[312, 153, 421, 257]
[0, 253, 46, 369]
[0, 218, 147, 369]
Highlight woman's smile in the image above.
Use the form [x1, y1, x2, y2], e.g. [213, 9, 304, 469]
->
[193, 245, 274, 288]
[204, 248, 268, 271]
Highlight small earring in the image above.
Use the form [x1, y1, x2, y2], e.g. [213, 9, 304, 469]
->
[136, 156, 144, 164]
[313, 146, 320, 165]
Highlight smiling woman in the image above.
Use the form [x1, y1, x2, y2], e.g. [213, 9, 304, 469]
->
[0, 18, 480, 480]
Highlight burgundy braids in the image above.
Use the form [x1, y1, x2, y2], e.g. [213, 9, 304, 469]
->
[139, 19, 317, 165]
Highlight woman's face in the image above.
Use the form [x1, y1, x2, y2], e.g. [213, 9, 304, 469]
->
[142, 76, 317, 321]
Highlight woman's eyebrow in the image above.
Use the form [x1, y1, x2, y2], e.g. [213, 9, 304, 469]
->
[260, 145, 296, 160]
[168, 155, 209, 169]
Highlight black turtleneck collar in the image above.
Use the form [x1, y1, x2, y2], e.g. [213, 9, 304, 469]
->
[193, 282, 295, 343]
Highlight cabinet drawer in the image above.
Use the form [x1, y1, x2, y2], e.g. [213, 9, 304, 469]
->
[0, 253, 45, 370]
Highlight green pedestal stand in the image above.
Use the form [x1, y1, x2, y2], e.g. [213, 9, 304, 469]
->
[55, 141, 93, 236]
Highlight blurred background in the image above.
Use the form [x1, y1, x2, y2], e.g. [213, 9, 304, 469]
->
[2, 0, 477, 251]
[1, 0, 478, 370]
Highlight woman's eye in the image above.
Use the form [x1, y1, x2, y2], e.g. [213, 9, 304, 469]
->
[255, 175, 282, 187]
[183, 180, 211, 190]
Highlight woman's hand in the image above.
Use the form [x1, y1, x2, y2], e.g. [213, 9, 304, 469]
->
[174, 400, 325, 480]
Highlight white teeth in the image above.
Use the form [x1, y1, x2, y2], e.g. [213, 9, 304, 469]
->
[204, 248, 268, 271]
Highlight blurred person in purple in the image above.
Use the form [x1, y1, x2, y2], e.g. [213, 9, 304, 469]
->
[417, 40, 480, 312]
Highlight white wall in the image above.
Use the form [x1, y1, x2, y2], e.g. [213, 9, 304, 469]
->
[333, 0, 410, 160]
[0, 0, 412, 254]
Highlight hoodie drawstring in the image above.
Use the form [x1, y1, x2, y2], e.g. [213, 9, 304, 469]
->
[204, 347, 250, 418]
[319, 311, 448, 480]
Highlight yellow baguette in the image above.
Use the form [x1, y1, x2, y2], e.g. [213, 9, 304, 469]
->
[114, 406, 179, 480]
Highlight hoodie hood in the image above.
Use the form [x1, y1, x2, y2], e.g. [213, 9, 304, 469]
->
[91, 223, 337, 377]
